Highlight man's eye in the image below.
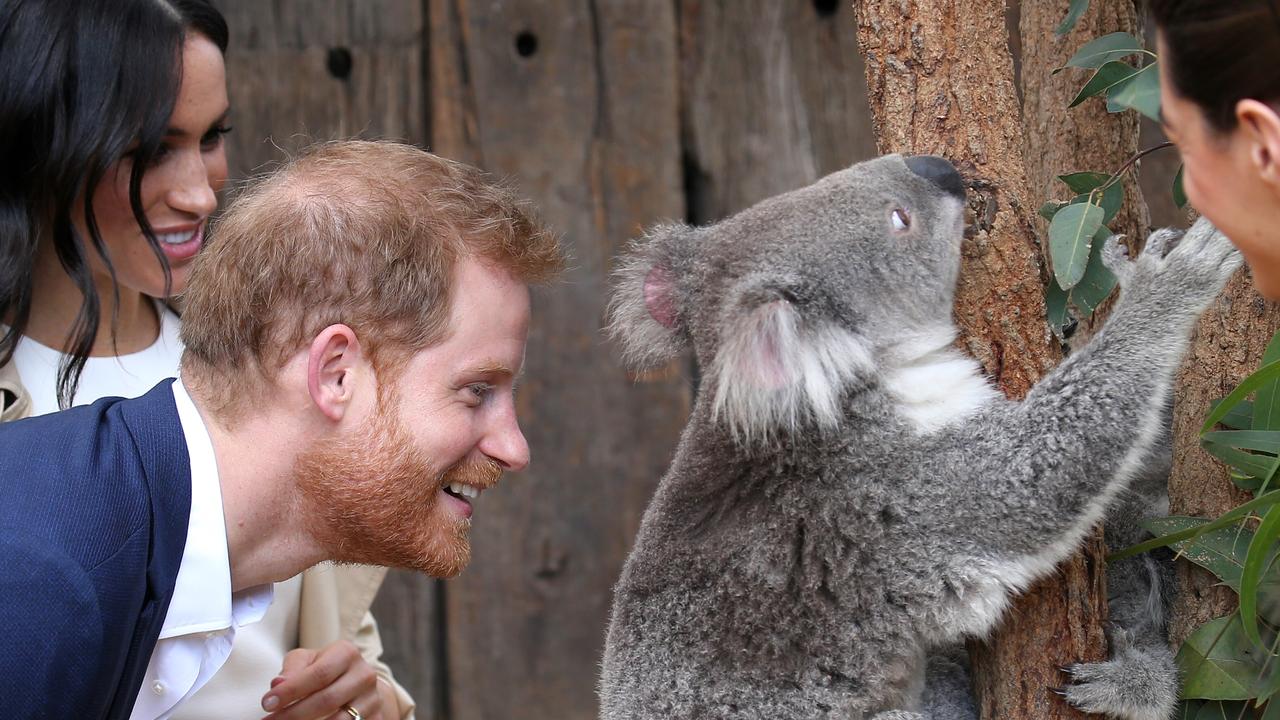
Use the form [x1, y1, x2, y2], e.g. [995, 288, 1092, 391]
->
[891, 208, 911, 232]
[467, 383, 494, 402]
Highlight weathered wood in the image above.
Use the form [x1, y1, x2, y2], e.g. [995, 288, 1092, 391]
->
[427, 2, 689, 718]
[1169, 277, 1280, 646]
[678, 0, 877, 222]
[215, 0, 425, 179]
[854, 3, 1103, 719]
[211, 2, 440, 712]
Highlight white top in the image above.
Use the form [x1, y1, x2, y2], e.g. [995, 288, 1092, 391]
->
[10, 304, 184, 417]
[128, 380, 275, 720]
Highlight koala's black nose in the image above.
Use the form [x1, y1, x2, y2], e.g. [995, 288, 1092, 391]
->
[905, 155, 965, 200]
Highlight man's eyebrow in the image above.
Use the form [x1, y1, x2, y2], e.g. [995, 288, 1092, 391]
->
[469, 361, 517, 377]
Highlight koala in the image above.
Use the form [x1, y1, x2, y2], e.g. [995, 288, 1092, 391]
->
[599, 153, 1239, 720]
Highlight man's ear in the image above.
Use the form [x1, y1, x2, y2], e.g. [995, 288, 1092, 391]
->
[1238, 99, 1280, 188]
[306, 324, 363, 422]
[607, 222, 693, 369]
[710, 274, 874, 445]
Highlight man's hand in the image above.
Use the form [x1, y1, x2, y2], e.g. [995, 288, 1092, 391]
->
[261, 641, 385, 720]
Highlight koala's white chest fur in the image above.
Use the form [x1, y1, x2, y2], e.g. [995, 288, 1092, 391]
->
[880, 329, 1001, 434]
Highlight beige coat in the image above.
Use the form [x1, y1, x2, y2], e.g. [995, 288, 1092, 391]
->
[0, 362, 415, 718]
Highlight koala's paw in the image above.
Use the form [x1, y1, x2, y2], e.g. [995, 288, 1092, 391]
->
[870, 712, 924, 720]
[1119, 217, 1241, 315]
[1062, 643, 1178, 720]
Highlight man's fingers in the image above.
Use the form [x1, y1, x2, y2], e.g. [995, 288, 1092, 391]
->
[263, 641, 375, 719]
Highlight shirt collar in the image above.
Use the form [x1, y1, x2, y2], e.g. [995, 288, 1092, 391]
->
[164, 378, 272, 639]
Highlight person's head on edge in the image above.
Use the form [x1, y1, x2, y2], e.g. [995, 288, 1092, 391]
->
[180, 139, 565, 578]
[1151, 0, 1280, 297]
[0, 0, 230, 407]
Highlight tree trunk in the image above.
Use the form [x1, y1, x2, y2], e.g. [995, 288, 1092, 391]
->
[855, 3, 1104, 719]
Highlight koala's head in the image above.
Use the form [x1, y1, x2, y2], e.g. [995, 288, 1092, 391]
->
[609, 154, 968, 445]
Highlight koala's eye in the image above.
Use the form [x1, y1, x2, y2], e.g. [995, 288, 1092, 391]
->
[891, 208, 911, 232]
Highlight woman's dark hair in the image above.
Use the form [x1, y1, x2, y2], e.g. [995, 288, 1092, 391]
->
[0, 0, 228, 409]
[1149, 0, 1280, 133]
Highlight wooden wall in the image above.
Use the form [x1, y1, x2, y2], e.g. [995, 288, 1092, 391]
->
[213, 1, 876, 717]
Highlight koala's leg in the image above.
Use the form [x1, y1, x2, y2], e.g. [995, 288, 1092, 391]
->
[918, 647, 978, 720]
[928, 221, 1239, 585]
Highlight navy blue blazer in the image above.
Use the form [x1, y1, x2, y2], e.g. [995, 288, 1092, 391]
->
[0, 380, 191, 719]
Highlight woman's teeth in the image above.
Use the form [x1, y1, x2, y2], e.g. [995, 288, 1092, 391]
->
[156, 228, 198, 245]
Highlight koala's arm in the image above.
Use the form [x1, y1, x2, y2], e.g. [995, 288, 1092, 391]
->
[924, 220, 1238, 568]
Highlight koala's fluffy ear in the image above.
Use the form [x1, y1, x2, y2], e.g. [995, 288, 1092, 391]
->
[607, 222, 693, 369]
[711, 274, 874, 445]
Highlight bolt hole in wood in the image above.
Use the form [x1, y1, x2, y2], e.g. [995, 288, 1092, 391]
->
[326, 46, 353, 80]
[812, 0, 839, 18]
[514, 31, 538, 58]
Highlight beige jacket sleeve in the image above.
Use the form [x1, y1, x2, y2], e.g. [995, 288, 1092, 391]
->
[297, 564, 417, 719]
[0, 362, 31, 422]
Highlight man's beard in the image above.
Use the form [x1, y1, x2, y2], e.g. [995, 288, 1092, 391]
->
[292, 401, 502, 578]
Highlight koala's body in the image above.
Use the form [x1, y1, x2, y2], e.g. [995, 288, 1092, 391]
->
[600, 154, 1238, 720]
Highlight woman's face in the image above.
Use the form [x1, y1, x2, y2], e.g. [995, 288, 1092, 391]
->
[1158, 34, 1280, 298]
[77, 33, 230, 300]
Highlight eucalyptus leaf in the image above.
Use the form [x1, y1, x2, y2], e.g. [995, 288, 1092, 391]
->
[1112, 490, 1280, 561]
[1177, 614, 1280, 700]
[1039, 200, 1067, 222]
[1174, 165, 1189, 210]
[1193, 700, 1253, 719]
[1048, 202, 1104, 289]
[1069, 226, 1117, 315]
[1058, 172, 1111, 194]
[1056, 0, 1091, 35]
[1200, 439, 1278, 480]
[1106, 62, 1162, 121]
[1070, 61, 1139, 107]
[1201, 358, 1280, 433]
[1046, 279, 1070, 338]
[1062, 32, 1146, 70]
[1203, 431, 1280, 455]
[1263, 695, 1280, 719]
[1213, 399, 1256, 431]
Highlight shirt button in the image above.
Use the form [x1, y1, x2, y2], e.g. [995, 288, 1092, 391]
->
[152, 680, 165, 695]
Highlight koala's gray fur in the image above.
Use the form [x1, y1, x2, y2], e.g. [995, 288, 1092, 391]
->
[600, 154, 1238, 720]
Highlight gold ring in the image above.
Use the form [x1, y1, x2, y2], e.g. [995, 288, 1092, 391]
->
[344, 706, 363, 720]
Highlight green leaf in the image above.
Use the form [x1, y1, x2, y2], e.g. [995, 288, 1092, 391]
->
[1056, 0, 1091, 35]
[1193, 700, 1253, 719]
[1063, 32, 1146, 70]
[1106, 62, 1162, 121]
[1202, 358, 1280, 433]
[1242, 503, 1280, 646]
[1069, 61, 1139, 107]
[1201, 439, 1280, 480]
[1203, 431, 1280, 455]
[1177, 613, 1280, 700]
[1048, 202, 1104, 289]
[1046, 278, 1070, 338]
[1174, 165, 1189, 210]
[1069, 226, 1118, 315]
[1058, 172, 1111, 194]
[1145, 516, 1280, 626]
[1253, 331, 1280, 431]
[1111, 490, 1280, 561]
[1039, 200, 1067, 221]
[1213, 398, 1256, 431]
[1264, 696, 1280, 720]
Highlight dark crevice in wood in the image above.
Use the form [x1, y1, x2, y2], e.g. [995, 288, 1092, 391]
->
[436, 578, 452, 719]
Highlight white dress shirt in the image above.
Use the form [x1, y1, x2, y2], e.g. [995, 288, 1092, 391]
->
[128, 379, 274, 720]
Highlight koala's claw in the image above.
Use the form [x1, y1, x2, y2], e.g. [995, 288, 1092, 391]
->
[1062, 645, 1178, 720]
[1141, 228, 1183, 259]
[1101, 235, 1133, 283]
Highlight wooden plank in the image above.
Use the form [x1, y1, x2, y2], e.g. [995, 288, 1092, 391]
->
[209, 2, 440, 714]
[427, 1, 688, 718]
[679, 0, 878, 222]
[214, 0, 426, 178]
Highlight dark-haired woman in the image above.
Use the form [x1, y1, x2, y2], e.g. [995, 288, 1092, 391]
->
[1152, 0, 1280, 296]
[0, 2, 412, 718]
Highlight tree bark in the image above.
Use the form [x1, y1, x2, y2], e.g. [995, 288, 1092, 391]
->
[855, 3, 1104, 719]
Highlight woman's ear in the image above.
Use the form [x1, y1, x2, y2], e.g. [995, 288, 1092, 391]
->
[1237, 99, 1280, 188]
[607, 223, 694, 370]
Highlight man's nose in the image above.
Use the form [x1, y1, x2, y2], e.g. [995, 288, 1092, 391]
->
[485, 417, 531, 473]
[905, 155, 965, 200]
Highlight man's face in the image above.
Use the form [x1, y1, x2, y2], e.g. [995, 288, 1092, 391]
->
[296, 257, 533, 576]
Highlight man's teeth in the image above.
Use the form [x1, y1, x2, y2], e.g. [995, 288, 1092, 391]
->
[447, 483, 479, 499]
[156, 229, 197, 245]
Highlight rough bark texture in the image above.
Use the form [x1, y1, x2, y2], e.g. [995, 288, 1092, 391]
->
[1169, 276, 1280, 647]
[855, 3, 1104, 719]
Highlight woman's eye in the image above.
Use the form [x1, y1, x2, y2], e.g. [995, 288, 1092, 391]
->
[200, 124, 233, 151]
[891, 208, 911, 232]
